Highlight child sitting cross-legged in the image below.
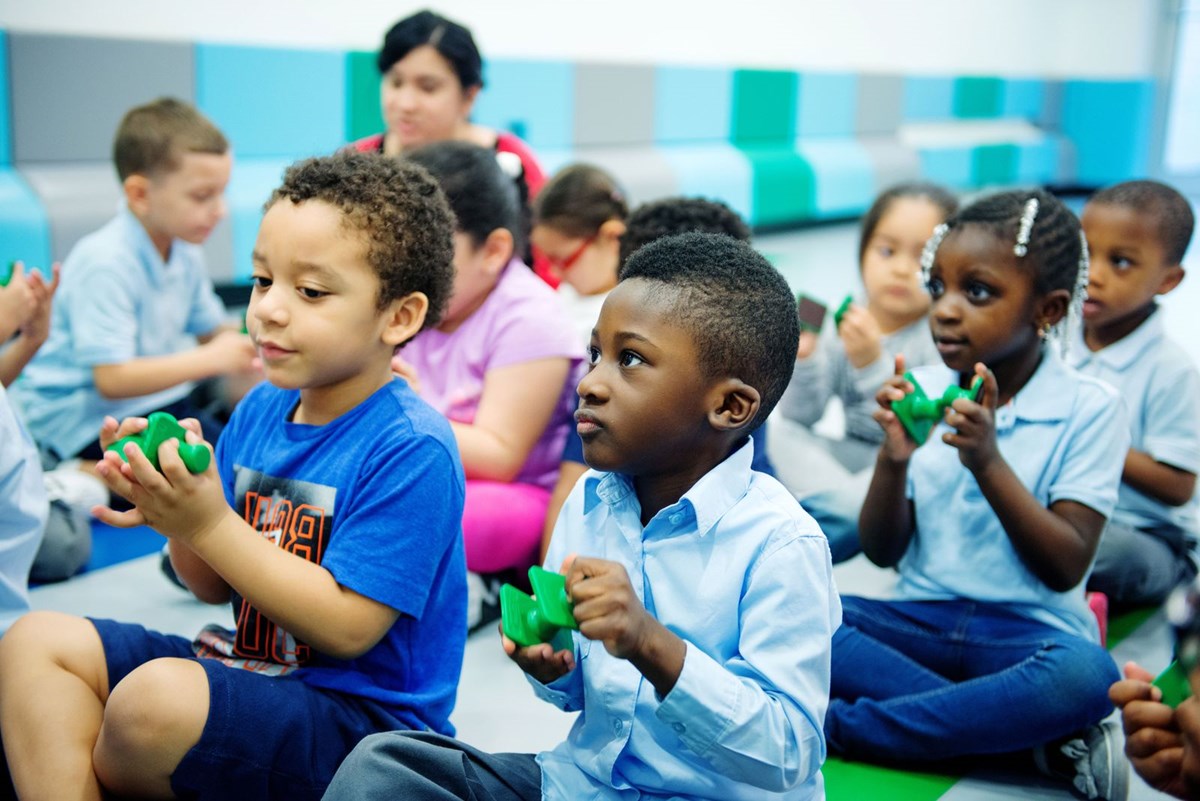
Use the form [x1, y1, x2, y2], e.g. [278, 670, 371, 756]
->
[827, 190, 1131, 801]
[0, 152, 468, 801]
[323, 232, 842, 800]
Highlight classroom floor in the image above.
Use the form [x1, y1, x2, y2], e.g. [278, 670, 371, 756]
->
[30, 209, 1200, 800]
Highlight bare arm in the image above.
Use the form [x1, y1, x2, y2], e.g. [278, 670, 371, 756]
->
[1124, 449, 1197, 508]
[94, 440, 397, 659]
[92, 331, 255, 399]
[451, 357, 571, 482]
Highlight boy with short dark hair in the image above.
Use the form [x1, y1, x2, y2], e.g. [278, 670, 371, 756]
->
[0, 152, 467, 801]
[325, 232, 840, 801]
[12, 96, 256, 464]
[1074, 179, 1200, 606]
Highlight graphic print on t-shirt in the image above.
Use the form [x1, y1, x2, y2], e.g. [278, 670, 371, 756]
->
[193, 467, 337, 673]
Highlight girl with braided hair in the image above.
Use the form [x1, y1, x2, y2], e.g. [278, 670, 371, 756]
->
[826, 190, 1131, 801]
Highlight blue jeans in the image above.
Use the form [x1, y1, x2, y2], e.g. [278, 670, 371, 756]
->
[825, 597, 1118, 763]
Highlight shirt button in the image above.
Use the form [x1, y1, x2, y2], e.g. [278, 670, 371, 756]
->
[613, 719, 625, 735]
[672, 722, 686, 734]
[669, 513, 683, 525]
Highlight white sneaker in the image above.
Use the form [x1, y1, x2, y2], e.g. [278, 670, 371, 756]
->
[1034, 718, 1130, 801]
[42, 462, 108, 511]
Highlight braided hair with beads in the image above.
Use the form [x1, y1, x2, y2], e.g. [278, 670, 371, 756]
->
[920, 188, 1088, 352]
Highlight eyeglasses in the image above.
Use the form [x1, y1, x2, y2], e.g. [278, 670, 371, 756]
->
[546, 235, 596, 272]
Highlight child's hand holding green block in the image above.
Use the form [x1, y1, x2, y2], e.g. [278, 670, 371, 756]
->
[500, 566, 579, 649]
[105, 411, 211, 474]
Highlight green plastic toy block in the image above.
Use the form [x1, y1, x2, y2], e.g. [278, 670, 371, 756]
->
[1154, 660, 1191, 708]
[105, 411, 211, 474]
[500, 566, 578, 648]
[891, 372, 984, 445]
[832, 294, 854, 327]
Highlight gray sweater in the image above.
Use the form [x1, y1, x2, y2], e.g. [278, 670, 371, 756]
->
[778, 311, 939, 446]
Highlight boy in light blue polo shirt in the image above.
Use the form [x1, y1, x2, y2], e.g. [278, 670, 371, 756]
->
[12, 97, 255, 465]
[324, 233, 840, 801]
[1074, 180, 1200, 607]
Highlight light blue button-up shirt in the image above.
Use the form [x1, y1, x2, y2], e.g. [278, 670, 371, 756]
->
[535, 441, 840, 800]
[11, 207, 226, 457]
[0, 384, 45, 634]
[899, 349, 1129, 640]
[1069, 308, 1200, 536]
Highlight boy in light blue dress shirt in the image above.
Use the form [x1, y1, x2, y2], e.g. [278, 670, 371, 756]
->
[324, 232, 841, 800]
[1073, 180, 1199, 607]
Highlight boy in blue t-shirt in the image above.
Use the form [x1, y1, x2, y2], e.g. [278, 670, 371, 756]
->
[0, 153, 466, 801]
[324, 233, 840, 801]
[1073, 180, 1200, 607]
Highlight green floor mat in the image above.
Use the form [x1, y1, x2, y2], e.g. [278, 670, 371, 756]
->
[1107, 605, 1159, 649]
[824, 756, 960, 801]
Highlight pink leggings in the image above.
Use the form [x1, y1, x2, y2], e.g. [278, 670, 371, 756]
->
[462, 480, 551, 574]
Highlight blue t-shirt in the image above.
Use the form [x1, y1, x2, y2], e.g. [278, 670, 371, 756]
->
[211, 378, 467, 734]
[1069, 309, 1200, 537]
[0, 383, 45, 634]
[11, 207, 226, 458]
[899, 350, 1128, 639]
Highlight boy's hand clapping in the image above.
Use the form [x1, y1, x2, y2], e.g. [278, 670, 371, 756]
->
[873, 355, 920, 463]
[942, 362, 1000, 473]
[0, 262, 37, 341]
[204, 329, 257, 373]
[93, 415, 232, 545]
[19, 263, 61, 347]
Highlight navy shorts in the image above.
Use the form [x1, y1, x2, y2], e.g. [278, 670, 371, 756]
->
[91, 618, 402, 801]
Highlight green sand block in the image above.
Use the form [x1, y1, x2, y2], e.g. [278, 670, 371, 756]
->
[891, 372, 984, 445]
[1154, 660, 1191, 709]
[832, 294, 854, 327]
[500, 566, 578, 648]
[106, 411, 211, 474]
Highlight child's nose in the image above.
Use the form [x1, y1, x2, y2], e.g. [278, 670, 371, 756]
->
[576, 367, 607, 403]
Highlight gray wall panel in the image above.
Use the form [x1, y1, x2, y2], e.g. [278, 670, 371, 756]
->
[856, 74, 905, 135]
[10, 34, 194, 163]
[573, 64, 655, 147]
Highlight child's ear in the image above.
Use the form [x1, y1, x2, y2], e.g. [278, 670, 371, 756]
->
[598, 218, 626, 242]
[707, 378, 760, 432]
[482, 228, 515, 275]
[1158, 264, 1185, 296]
[1035, 288, 1072, 331]
[381, 291, 429, 347]
[123, 174, 151, 216]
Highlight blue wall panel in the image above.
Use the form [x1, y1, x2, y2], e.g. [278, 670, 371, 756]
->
[197, 44, 344, 159]
[654, 67, 731, 144]
[1002, 79, 1046, 119]
[0, 33, 10, 166]
[473, 60, 574, 150]
[796, 73, 857, 137]
[0, 171, 51, 270]
[903, 76, 955, 121]
[1061, 80, 1155, 186]
[797, 139, 874, 218]
[225, 160, 290, 283]
[660, 143, 753, 222]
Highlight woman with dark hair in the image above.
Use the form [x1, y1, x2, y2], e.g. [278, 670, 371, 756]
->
[349, 10, 546, 199]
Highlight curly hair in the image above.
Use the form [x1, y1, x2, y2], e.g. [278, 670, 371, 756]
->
[267, 152, 455, 330]
[619, 232, 799, 432]
[619, 197, 751, 269]
[1089, 180, 1195, 266]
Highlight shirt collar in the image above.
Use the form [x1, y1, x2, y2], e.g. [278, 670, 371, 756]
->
[582, 438, 756, 538]
[118, 204, 169, 286]
[1007, 347, 1077, 423]
[1071, 306, 1165, 371]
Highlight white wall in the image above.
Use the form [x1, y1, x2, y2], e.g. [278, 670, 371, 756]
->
[0, 0, 1160, 78]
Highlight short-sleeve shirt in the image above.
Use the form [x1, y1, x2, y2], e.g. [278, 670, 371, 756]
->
[899, 350, 1129, 640]
[399, 259, 582, 490]
[11, 207, 226, 458]
[212, 378, 467, 734]
[1069, 309, 1200, 536]
[0, 384, 46, 634]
